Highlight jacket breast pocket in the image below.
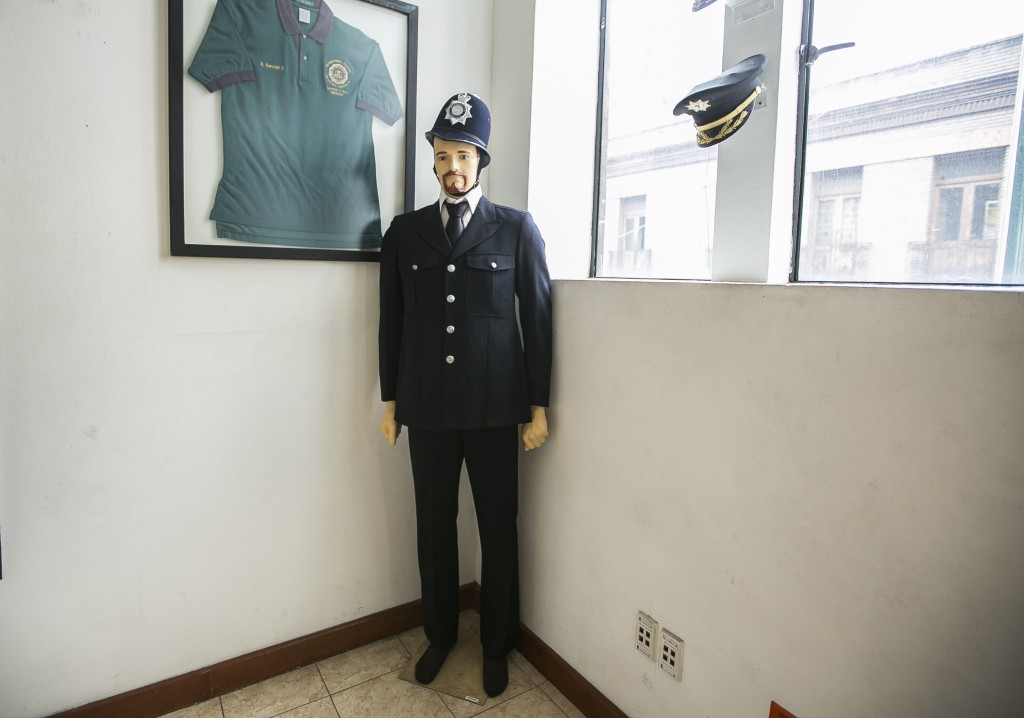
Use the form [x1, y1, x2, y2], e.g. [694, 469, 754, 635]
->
[400, 255, 442, 317]
[466, 253, 515, 317]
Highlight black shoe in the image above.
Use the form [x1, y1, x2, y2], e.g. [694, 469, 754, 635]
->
[483, 654, 508, 697]
[415, 643, 453, 684]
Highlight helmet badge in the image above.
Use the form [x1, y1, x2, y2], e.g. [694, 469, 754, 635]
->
[444, 93, 474, 126]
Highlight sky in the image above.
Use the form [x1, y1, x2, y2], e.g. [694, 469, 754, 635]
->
[605, 0, 1023, 137]
[810, 0, 1023, 83]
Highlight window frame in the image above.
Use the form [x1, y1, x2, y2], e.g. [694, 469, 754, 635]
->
[789, 0, 815, 282]
[589, 0, 610, 279]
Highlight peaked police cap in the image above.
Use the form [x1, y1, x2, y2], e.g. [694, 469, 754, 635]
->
[425, 92, 492, 168]
[673, 54, 767, 147]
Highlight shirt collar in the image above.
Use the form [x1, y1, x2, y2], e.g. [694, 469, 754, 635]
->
[276, 0, 334, 44]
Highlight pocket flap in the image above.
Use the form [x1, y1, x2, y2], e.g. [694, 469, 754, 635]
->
[467, 254, 515, 271]
[402, 255, 439, 272]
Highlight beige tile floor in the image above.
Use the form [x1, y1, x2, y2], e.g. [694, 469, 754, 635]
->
[161, 612, 585, 718]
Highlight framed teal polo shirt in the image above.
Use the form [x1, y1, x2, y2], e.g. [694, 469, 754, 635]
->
[189, 0, 403, 249]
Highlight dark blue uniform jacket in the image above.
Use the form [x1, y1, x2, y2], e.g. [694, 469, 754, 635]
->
[379, 197, 553, 430]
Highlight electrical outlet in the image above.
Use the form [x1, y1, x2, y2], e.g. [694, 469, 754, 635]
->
[658, 629, 683, 680]
[635, 611, 659, 660]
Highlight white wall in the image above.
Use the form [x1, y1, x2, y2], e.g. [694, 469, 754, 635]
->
[523, 280, 1024, 717]
[0, 1, 493, 716]
[488, 0, 536, 210]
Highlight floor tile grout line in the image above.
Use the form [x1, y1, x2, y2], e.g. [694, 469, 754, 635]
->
[324, 662, 459, 718]
[547, 683, 576, 718]
[321, 664, 414, 699]
[312, 662, 342, 718]
[326, 697, 342, 718]
[313, 637, 412, 697]
[241, 664, 332, 718]
[439, 687, 459, 718]
[480, 685, 569, 718]
[539, 681, 576, 718]
[544, 685, 574, 717]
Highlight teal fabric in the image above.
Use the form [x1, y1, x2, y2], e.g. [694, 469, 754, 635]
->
[189, 0, 403, 249]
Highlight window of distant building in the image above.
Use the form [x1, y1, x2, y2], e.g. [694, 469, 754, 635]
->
[800, 167, 866, 280]
[909, 148, 1007, 282]
[605, 195, 650, 274]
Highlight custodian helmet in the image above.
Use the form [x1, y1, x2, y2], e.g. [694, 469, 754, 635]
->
[424, 92, 492, 168]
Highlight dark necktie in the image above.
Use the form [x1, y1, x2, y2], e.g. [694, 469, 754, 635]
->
[445, 201, 468, 246]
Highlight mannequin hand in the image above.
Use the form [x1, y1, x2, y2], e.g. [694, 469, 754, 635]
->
[380, 401, 402, 446]
[523, 406, 549, 451]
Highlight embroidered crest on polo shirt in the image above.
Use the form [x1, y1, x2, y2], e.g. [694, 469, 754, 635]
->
[444, 93, 473, 125]
[325, 60, 352, 96]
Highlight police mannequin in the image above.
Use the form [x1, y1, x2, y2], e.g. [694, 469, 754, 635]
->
[378, 93, 553, 697]
[380, 138, 548, 448]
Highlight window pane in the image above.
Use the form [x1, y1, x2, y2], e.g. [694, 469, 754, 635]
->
[840, 196, 859, 243]
[815, 198, 835, 244]
[595, 0, 725, 279]
[797, 1, 1023, 284]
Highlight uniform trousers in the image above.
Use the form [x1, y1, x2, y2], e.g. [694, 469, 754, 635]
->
[408, 425, 520, 659]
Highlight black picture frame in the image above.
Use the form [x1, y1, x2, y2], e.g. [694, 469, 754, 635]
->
[169, 0, 418, 262]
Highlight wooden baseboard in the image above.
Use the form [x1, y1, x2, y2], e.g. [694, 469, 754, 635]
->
[49, 584, 479, 718]
[517, 624, 628, 718]
[50, 584, 628, 718]
[770, 700, 800, 718]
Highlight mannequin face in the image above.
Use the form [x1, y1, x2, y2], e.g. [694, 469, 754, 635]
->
[433, 138, 480, 196]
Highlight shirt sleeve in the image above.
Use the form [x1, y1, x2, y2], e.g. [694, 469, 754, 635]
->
[188, 0, 255, 92]
[356, 43, 403, 126]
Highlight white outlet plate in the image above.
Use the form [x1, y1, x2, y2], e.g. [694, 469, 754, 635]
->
[658, 629, 684, 680]
[635, 611, 659, 661]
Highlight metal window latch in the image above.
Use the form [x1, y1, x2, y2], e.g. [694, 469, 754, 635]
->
[800, 41, 856, 66]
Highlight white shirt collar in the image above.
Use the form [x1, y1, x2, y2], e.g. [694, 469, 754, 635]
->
[439, 185, 482, 224]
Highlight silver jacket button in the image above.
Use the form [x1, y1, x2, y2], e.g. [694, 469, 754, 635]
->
[446, 325, 455, 334]
[445, 355, 455, 364]
[412, 264, 418, 271]
[447, 264, 456, 272]
[446, 294, 455, 303]
[491, 261, 498, 269]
